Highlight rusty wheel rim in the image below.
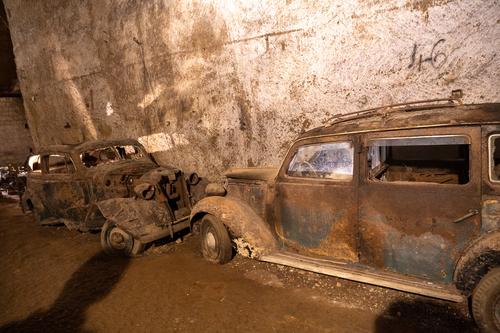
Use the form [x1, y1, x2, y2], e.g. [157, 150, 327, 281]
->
[202, 224, 219, 259]
[108, 226, 133, 252]
[206, 231, 216, 250]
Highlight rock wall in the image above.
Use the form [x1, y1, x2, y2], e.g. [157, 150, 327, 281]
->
[0, 2, 17, 93]
[0, 97, 33, 165]
[4, 0, 499, 178]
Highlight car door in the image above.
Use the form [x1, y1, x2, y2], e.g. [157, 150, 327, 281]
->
[482, 125, 500, 233]
[274, 135, 359, 262]
[358, 126, 481, 283]
[41, 153, 89, 222]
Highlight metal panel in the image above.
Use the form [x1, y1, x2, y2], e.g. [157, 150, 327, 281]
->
[358, 126, 481, 283]
[275, 135, 359, 262]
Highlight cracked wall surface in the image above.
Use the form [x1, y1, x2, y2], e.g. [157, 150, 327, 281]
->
[4, 0, 500, 178]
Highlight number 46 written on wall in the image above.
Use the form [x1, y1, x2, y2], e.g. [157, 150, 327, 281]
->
[408, 39, 448, 71]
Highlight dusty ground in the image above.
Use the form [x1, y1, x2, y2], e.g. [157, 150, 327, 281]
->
[0, 198, 478, 333]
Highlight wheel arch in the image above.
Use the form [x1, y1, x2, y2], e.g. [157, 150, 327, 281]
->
[190, 196, 277, 256]
[20, 189, 46, 216]
[454, 231, 500, 296]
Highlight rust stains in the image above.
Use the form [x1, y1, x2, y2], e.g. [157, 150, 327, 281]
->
[406, 0, 454, 20]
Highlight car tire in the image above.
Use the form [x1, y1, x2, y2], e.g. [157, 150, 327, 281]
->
[472, 267, 500, 333]
[100, 220, 145, 257]
[200, 214, 233, 264]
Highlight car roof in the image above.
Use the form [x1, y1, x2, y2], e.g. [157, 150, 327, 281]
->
[298, 102, 500, 141]
[38, 139, 143, 154]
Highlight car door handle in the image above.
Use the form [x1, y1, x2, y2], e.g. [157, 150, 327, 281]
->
[453, 209, 479, 223]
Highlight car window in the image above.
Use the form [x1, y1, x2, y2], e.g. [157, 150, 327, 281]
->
[287, 141, 354, 180]
[81, 147, 120, 168]
[48, 154, 76, 174]
[27, 155, 42, 173]
[81, 145, 145, 168]
[115, 145, 144, 160]
[489, 134, 500, 182]
[367, 135, 470, 185]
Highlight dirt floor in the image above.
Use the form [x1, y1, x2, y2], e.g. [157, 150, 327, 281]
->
[0, 197, 478, 333]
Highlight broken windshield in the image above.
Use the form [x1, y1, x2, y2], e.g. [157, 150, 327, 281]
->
[80, 145, 146, 168]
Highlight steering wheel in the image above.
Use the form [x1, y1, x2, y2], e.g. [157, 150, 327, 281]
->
[299, 161, 318, 177]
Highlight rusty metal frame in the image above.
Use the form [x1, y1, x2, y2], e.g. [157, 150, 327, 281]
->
[325, 90, 464, 126]
[278, 134, 357, 185]
[363, 132, 474, 188]
[42, 153, 78, 175]
[488, 134, 500, 183]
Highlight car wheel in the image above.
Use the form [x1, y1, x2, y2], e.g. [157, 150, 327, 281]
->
[100, 220, 144, 257]
[200, 214, 233, 264]
[472, 267, 500, 333]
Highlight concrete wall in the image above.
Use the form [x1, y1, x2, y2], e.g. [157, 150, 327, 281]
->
[4, 0, 499, 178]
[0, 97, 33, 165]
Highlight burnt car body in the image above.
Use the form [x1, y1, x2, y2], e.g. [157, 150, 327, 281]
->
[98, 166, 204, 256]
[190, 95, 500, 332]
[21, 139, 158, 231]
[22, 139, 204, 255]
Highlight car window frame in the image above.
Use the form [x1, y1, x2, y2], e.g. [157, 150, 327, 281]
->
[278, 135, 357, 185]
[489, 134, 500, 183]
[365, 134, 472, 186]
[361, 126, 480, 192]
[26, 154, 43, 175]
[46, 153, 77, 175]
[79, 144, 148, 168]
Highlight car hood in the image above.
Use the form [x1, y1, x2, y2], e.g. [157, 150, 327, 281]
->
[90, 159, 158, 177]
[224, 167, 278, 181]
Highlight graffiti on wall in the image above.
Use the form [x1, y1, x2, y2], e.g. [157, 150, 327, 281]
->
[408, 39, 448, 71]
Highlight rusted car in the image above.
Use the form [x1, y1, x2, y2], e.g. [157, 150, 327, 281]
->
[190, 92, 500, 332]
[21, 139, 203, 256]
[98, 165, 203, 256]
[22, 139, 155, 230]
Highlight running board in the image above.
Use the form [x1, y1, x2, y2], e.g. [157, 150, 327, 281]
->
[260, 251, 464, 302]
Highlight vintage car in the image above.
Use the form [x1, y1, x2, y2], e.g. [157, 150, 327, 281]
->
[21, 139, 203, 256]
[98, 165, 204, 256]
[190, 92, 500, 332]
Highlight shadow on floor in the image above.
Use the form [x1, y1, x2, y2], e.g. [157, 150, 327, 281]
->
[0, 251, 129, 333]
[374, 298, 478, 333]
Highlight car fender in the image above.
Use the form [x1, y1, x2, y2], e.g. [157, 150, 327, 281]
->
[454, 231, 500, 295]
[21, 188, 45, 214]
[190, 195, 277, 257]
[97, 198, 172, 238]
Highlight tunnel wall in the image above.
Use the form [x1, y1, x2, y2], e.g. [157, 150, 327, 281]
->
[0, 97, 33, 165]
[3, 0, 499, 178]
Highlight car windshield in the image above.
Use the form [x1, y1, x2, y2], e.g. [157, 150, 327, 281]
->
[80, 145, 146, 168]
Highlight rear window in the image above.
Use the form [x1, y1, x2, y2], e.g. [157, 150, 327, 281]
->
[489, 134, 500, 182]
[367, 135, 470, 185]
